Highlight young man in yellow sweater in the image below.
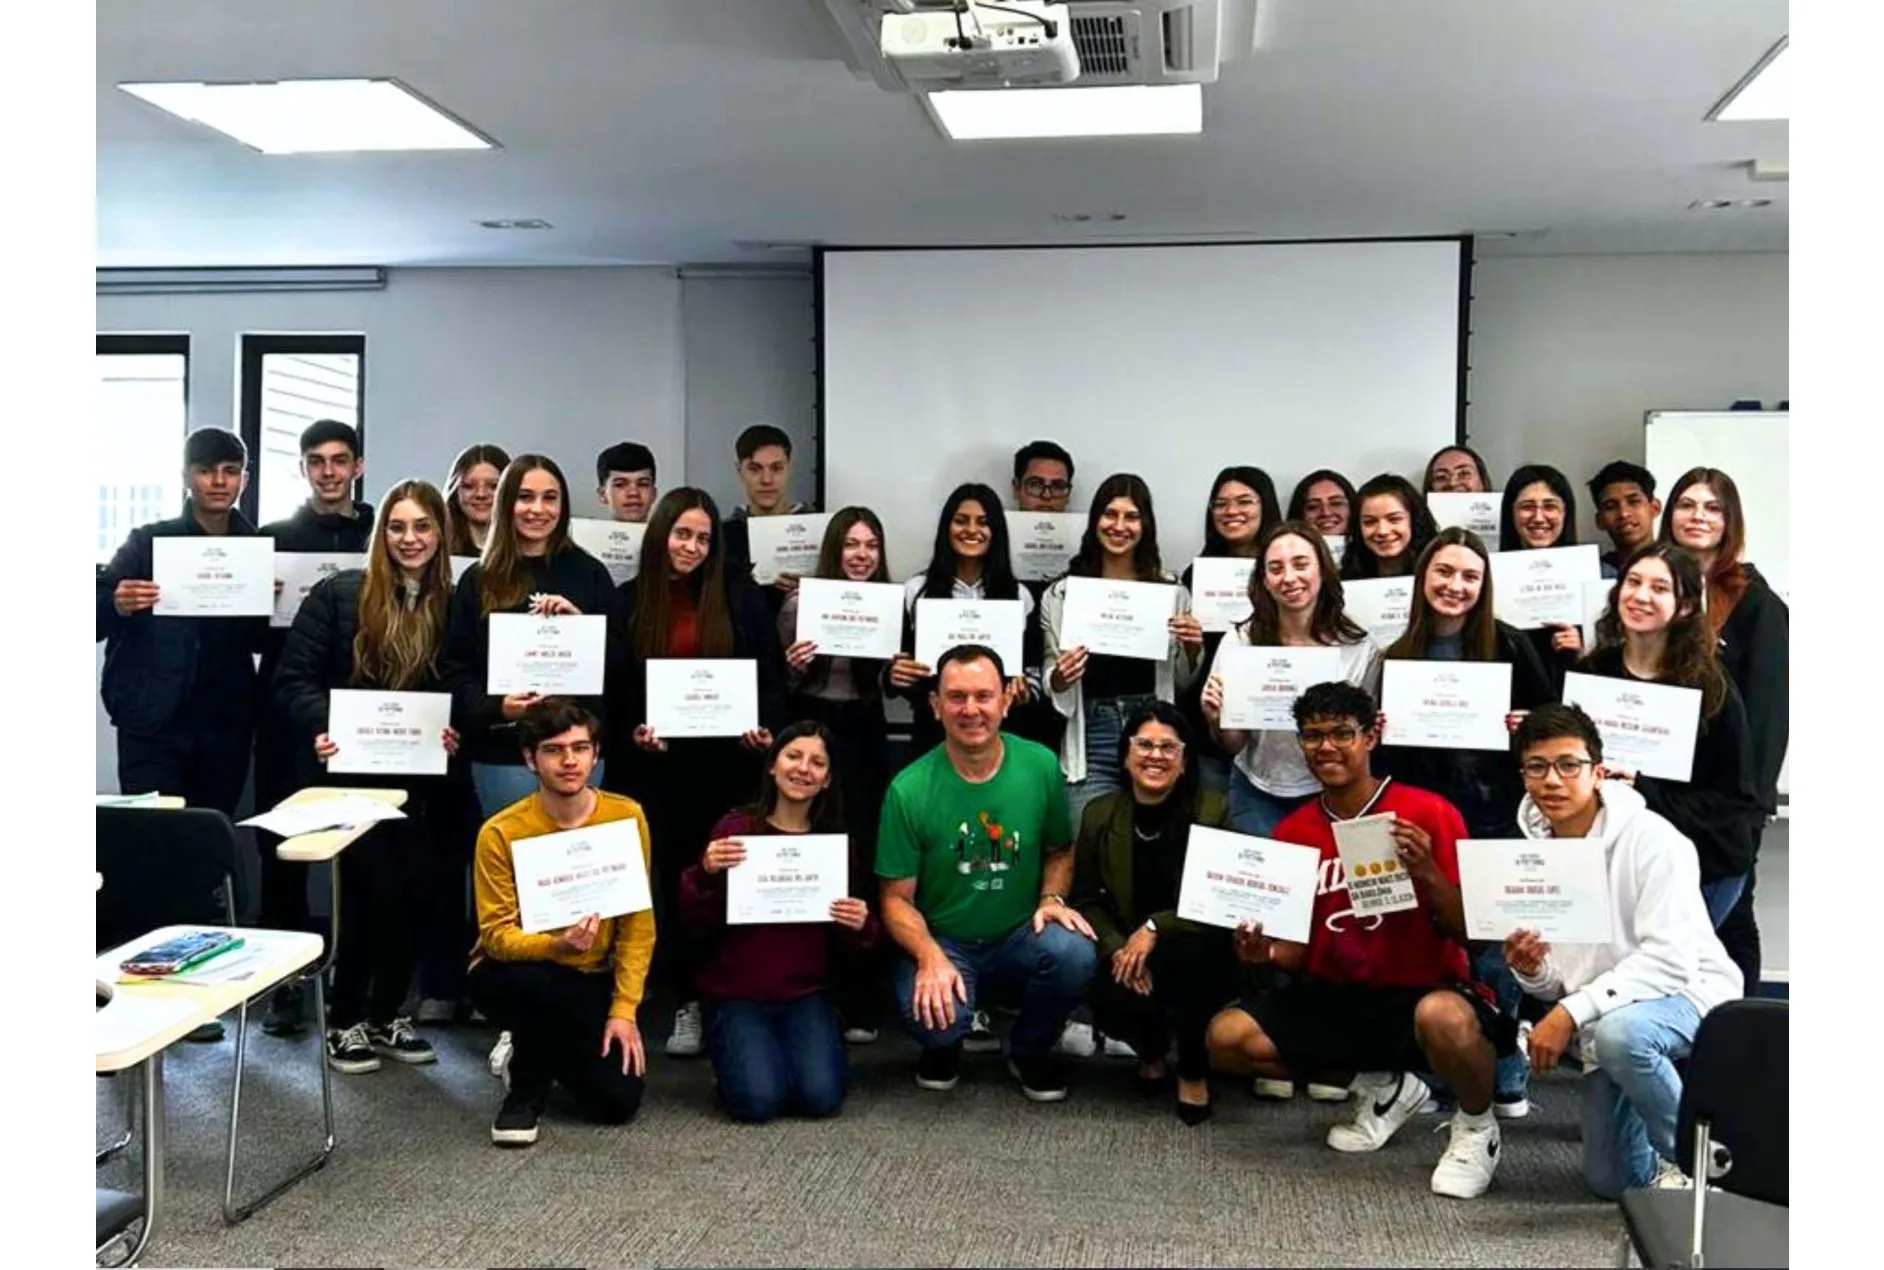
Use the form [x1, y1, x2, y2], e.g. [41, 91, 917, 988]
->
[468, 698, 656, 1147]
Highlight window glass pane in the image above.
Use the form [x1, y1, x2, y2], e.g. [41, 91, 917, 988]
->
[96, 352, 186, 563]
[258, 352, 360, 526]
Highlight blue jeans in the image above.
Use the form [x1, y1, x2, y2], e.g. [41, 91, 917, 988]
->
[1066, 695, 1157, 825]
[1580, 996, 1702, 1198]
[1227, 767, 1312, 837]
[1701, 874, 1747, 929]
[705, 995, 848, 1124]
[894, 924, 1099, 1057]
[472, 760, 605, 819]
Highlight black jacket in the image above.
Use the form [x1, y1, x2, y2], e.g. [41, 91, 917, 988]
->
[1577, 645, 1762, 882]
[1717, 565, 1788, 813]
[96, 507, 267, 735]
[607, 573, 791, 746]
[441, 547, 622, 767]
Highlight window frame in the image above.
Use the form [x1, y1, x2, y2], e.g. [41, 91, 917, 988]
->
[238, 333, 367, 527]
[95, 333, 191, 569]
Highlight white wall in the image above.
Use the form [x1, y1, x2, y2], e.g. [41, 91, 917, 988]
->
[681, 274, 816, 515]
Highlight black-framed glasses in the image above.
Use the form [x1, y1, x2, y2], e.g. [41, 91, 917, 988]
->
[1021, 477, 1072, 498]
[1297, 726, 1361, 749]
[1520, 757, 1597, 780]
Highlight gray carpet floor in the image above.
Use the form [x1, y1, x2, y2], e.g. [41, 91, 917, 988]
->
[99, 1020, 1624, 1268]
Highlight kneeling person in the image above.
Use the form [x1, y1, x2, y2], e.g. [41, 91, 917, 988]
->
[1505, 704, 1741, 1196]
[468, 699, 655, 1147]
[1205, 682, 1513, 1199]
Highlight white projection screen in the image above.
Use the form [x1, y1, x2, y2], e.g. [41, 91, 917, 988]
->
[820, 240, 1468, 578]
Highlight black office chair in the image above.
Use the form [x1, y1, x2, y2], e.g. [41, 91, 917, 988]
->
[1618, 998, 1788, 1269]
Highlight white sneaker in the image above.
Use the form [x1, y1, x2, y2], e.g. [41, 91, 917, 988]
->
[416, 997, 457, 1025]
[1307, 1081, 1350, 1102]
[1327, 1072, 1429, 1153]
[666, 1002, 704, 1056]
[1054, 1021, 1098, 1058]
[1253, 1077, 1296, 1099]
[488, 1030, 513, 1086]
[963, 1010, 1001, 1054]
[1102, 1035, 1138, 1059]
[1651, 1160, 1692, 1190]
[1430, 1112, 1501, 1199]
[843, 1026, 879, 1045]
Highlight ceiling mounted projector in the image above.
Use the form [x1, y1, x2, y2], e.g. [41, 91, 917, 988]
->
[881, 3, 1080, 88]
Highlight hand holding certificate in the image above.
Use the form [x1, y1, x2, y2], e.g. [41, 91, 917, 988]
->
[914, 598, 1024, 672]
[508, 819, 653, 934]
[487, 614, 608, 695]
[1177, 825, 1321, 942]
[1216, 644, 1342, 731]
[1189, 557, 1256, 633]
[747, 513, 832, 585]
[724, 834, 849, 925]
[1491, 544, 1602, 629]
[1561, 672, 1702, 781]
[1059, 577, 1180, 661]
[1331, 813, 1420, 916]
[273, 552, 364, 627]
[794, 578, 904, 660]
[326, 690, 452, 776]
[567, 518, 647, 586]
[1006, 511, 1086, 583]
[1380, 660, 1513, 751]
[1458, 839, 1612, 943]
[645, 659, 759, 739]
[152, 537, 275, 617]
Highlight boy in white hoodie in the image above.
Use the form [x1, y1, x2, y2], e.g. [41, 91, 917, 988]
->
[1504, 705, 1742, 1197]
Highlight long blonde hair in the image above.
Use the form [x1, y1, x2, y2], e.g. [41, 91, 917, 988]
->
[353, 480, 454, 690]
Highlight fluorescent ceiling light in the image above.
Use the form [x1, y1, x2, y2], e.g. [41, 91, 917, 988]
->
[928, 84, 1202, 140]
[1709, 38, 1788, 122]
[118, 79, 494, 154]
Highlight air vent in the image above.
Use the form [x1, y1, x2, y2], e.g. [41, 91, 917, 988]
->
[1071, 14, 1134, 77]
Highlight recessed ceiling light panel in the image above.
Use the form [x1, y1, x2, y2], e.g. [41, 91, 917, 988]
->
[119, 79, 495, 154]
[927, 84, 1202, 140]
[1708, 38, 1788, 122]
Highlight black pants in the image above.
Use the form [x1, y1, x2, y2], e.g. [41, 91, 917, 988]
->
[328, 813, 429, 1029]
[116, 722, 253, 817]
[417, 774, 480, 1002]
[1089, 927, 1238, 1080]
[466, 959, 643, 1122]
[252, 731, 312, 933]
[1717, 861, 1763, 997]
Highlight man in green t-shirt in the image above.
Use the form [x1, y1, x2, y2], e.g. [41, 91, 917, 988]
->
[878, 644, 1099, 1102]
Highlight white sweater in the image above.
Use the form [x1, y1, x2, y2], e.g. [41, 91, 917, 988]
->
[1512, 780, 1742, 1028]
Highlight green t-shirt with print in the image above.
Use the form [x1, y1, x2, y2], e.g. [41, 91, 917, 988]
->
[875, 736, 1072, 942]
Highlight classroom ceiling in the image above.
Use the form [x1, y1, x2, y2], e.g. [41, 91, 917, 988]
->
[95, 0, 1790, 268]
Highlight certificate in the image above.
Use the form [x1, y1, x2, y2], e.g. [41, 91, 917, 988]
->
[450, 555, 479, 583]
[326, 689, 452, 777]
[508, 819, 653, 934]
[1217, 644, 1343, 731]
[151, 537, 274, 617]
[486, 614, 608, 695]
[795, 578, 904, 660]
[1561, 672, 1702, 782]
[1458, 839, 1613, 943]
[1323, 535, 1347, 564]
[1189, 557, 1256, 633]
[272, 552, 363, 628]
[1007, 511, 1086, 583]
[914, 598, 1024, 673]
[1059, 577, 1179, 662]
[1342, 576, 1415, 648]
[725, 834, 849, 925]
[746, 513, 832, 584]
[567, 518, 646, 587]
[1491, 544, 1603, 629]
[1177, 825, 1321, 942]
[1427, 491, 1502, 553]
[1381, 660, 1513, 751]
[645, 659, 759, 738]
[1331, 813, 1419, 917]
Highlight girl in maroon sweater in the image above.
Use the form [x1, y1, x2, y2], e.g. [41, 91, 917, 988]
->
[680, 721, 879, 1123]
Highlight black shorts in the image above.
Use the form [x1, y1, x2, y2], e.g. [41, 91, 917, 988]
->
[1239, 981, 1518, 1078]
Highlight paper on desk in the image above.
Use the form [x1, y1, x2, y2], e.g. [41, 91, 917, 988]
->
[96, 791, 162, 807]
[240, 796, 407, 838]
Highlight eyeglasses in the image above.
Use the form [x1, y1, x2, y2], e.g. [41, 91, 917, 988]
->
[1021, 477, 1072, 498]
[1129, 739, 1185, 758]
[1520, 757, 1597, 780]
[1211, 496, 1260, 513]
[1297, 727, 1361, 749]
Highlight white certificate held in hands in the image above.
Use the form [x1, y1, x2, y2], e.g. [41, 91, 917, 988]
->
[795, 578, 903, 660]
[1427, 492, 1502, 554]
[326, 689, 452, 777]
[1059, 577, 1180, 662]
[486, 614, 609, 696]
[1342, 577, 1415, 649]
[914, 598, 1024, 673]
[1459, 839, 1613, 943]
[1491, 544, 1603, 629]
[1177, 825, 1321, 942]
[1217, 644, 1342, 732]
[567, 518, 646, 587]
[508, 819, 653, 934]
[1381, 660, 1513, 751]
[1006, 511, 1086, 583]
[273, 552, 363, 628]
[726, 834, 849, 925]
[646, 659, 759, 739]
[1331, 813, 1420, 917]
[1561, 672, 1702, 782]
[152, 537, 275, 617]
[746, 513, 832, 584]
[1189, 557, 1256, 633]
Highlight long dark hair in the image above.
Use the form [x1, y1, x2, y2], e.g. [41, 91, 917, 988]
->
[444, 442, 511, 557]
[1116, 701, 1199, 820]
[1385, 527, 1500, 663]
[1242, 520, 1366, 646]
[744, 720, 846, 832]
[631, 488, 734, 657]
[1422, 445, 1492, 494]
[1200, 466, 1283, 558]
[1068, 473, 1163, 581]
[814, 506, 890, 583]
[1287, 469, 1356, 523]
[920, 483, 1020, 601]
[1658, 467, 1750, 631]
[1342, 474, 1439, 580]
[480, 454, 576, 617]
[1498, 464, 1580, 550]
[1589, 541, 1729, 719]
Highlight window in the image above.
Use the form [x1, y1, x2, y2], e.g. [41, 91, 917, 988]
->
[240, 334, 366, 526]
[96, 335, 189, 563]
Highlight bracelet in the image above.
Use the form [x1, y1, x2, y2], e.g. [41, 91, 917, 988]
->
[1038, 893, 1066, 908]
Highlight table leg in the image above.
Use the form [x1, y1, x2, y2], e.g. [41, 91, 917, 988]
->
[220, 975, 337, 1224]
[107, 1054, 164, 1267]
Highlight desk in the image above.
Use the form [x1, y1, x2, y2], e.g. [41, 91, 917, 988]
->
[95, 795, 186, 810]
[269, 786, 409, 991]
[97, 926, 323, 1256]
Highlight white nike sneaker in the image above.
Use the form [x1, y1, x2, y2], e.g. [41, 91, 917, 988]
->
[1054, 1021, 1098, 1059]
[1327, 1072, 1429, 1153]
[1430, 1112, 1501, 1199]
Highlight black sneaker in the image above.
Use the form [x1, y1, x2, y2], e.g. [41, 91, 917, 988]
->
[914, 1042, 963, 1091]
[491, 1089, 542, 1147]
[262, 984, 307, 1036]
[369, 1017, 437, 1065]
[1008, 1053, 1069, 1103]
[326, 1022, 382, 1074]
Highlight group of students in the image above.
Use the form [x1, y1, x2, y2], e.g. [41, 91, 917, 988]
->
[94, 422, 1784, 1203]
